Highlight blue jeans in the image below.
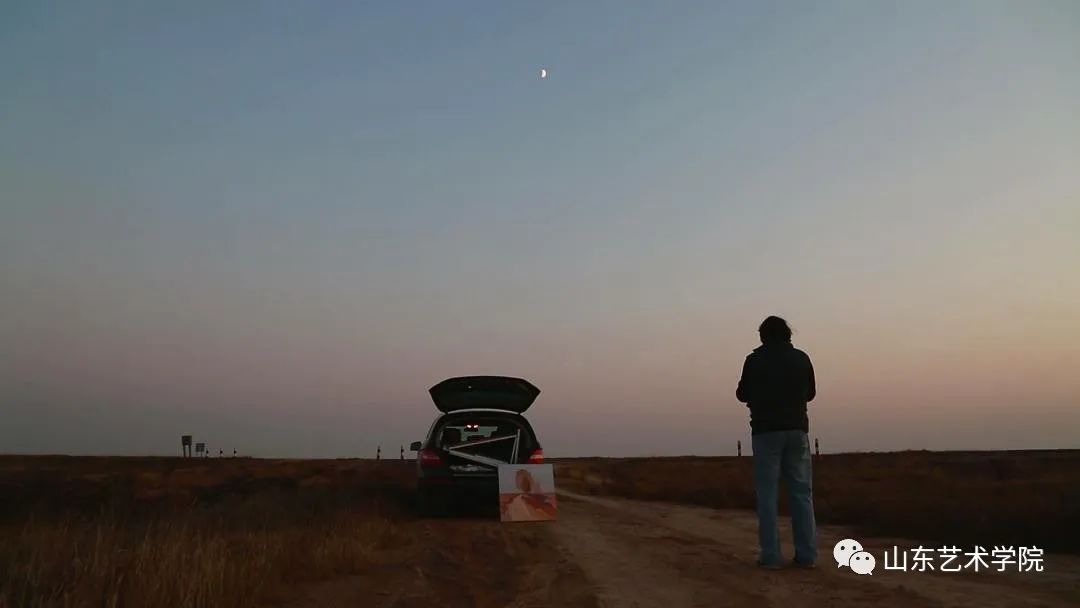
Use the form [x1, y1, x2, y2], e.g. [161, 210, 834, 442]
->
[752, 430, 817, 565]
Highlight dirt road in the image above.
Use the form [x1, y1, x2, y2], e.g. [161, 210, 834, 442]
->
[554, 491, 1078, 608]
[286, 491, 1079, 608]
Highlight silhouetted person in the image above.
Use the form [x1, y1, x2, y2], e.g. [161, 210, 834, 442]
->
[736, 316, 817, 569]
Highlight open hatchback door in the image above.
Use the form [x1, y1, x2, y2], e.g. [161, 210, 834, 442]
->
[425, 376, 542, 469]
[429, 376, 540, 414]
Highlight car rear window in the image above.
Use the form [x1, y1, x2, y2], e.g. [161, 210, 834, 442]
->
[435, 415, 537, 449]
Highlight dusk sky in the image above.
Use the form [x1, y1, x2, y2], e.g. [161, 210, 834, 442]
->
[2, 2, 1078, 457]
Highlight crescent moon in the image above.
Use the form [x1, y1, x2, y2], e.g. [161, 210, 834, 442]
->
[540, 68, 547, 79]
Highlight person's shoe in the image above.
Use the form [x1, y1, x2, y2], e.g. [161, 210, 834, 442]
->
[791, 559, 817, 569]
[757, 560, 784, 570]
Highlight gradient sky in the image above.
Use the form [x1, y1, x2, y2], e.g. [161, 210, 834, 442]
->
[2, 1, 1078, 457]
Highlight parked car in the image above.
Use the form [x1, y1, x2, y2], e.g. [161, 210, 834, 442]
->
[410, 376, 544, 514]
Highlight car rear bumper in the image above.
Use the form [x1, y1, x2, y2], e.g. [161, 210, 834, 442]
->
[418, 473, 498, 494]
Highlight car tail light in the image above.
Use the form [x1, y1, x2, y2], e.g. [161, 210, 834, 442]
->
[527, 448, 544, 464]
[418, 448, 445, 468]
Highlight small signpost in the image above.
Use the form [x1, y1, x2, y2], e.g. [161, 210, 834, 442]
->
[181, 435, 192, 458]
[737, 440, 742, 457]
[195, 442, 205, 456]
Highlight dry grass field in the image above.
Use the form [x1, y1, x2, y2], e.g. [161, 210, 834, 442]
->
[0, 456, 597, 608]
[0, 457, 416, 607]
[2, 451, 1077, 608]
[555, 450, 1080, 554]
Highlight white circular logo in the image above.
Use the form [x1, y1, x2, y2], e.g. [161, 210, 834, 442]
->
[833, 539, 864, 568]
[849, 551, 876, 575]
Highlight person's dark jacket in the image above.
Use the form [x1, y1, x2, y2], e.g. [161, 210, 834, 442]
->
[736, 342, 816, 435]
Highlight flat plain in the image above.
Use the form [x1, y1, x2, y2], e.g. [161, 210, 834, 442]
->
[2, 451, 1077, 607]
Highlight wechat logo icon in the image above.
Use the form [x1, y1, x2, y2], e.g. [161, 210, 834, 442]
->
[834, 539, 876, 575]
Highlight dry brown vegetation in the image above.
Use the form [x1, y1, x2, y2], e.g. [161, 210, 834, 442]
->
[0, 457, 419, 608]
[4, 451, 1076, 607]
[555, 450, 1080, 554]
[0, 457, 598, 608]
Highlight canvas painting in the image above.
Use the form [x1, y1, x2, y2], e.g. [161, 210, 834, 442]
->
[498, 464, 557, 522]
